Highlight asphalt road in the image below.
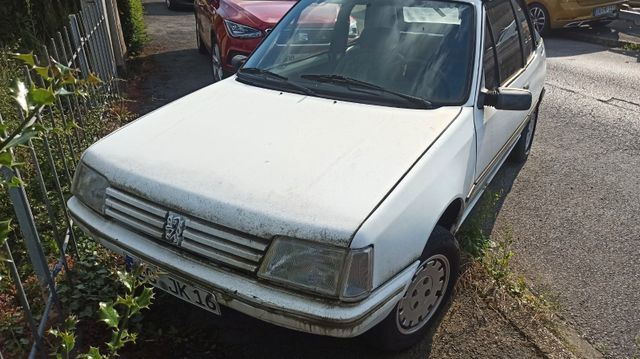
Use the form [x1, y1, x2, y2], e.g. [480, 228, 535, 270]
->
[493, 39, 640, 357]
[133, 2, 640, 357]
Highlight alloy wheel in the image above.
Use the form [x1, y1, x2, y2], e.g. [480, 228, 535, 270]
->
[396, 254, 450, 334]
[196, 22, 201, 48]
[211, 43, 224, 82]
[529, 6, 547, 34]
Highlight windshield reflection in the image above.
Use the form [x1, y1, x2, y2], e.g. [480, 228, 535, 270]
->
[242, 0, 475, 107]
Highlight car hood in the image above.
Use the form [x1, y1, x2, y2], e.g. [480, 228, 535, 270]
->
[83, 79, 461, 247]
[228, 0, 295, 26]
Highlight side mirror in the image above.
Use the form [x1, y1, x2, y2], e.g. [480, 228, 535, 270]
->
[480, 87, 532, 111]
[231, 55, 248, 71]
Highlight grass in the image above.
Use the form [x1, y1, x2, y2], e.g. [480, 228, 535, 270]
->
[623, 43, 640, 52]
[458, 189, 558, 319]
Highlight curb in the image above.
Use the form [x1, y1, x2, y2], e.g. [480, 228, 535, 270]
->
[559, 30, 640, 48]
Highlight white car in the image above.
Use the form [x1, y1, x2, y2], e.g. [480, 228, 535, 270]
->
[68, 0, 545, 350]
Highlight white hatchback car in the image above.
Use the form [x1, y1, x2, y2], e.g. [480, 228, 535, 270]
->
[68, 0, 545, 350]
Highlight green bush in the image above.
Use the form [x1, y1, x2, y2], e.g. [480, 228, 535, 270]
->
[116, 0, 148, 54]
[0, 0, 80, 49]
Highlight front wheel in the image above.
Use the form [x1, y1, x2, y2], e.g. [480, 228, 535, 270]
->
[509, 106, 538, 163]
[210, 36, 225, 82]
[369, 226, 460, 351]
[529, 3, 550, 36]
[195, 19, 207, 54]
[591, 19, 613, 27]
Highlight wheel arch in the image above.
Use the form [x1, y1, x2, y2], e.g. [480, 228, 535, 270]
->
[436, 198, 465, 233]
[351, 108, 476, 289]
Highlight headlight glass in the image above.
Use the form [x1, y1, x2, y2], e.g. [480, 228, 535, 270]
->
[71, 162, 109, 214]
[224, 20, 262, 39]
[258, 237, 373, 300]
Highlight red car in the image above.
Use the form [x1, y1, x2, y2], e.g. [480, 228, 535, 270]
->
[195, 0, 358, 82]
[194, 0, 296, 81]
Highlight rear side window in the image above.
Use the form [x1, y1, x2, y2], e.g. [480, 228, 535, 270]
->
[511, 0, 533, 61]
[486, 0, 522, 84]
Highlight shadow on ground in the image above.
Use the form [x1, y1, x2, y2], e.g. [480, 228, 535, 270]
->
[127, 48, 211, 115]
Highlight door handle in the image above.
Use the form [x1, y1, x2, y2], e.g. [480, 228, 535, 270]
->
[523, 83, 530, 90]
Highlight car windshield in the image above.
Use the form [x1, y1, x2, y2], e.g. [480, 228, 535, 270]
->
[239, 0, 475, 108]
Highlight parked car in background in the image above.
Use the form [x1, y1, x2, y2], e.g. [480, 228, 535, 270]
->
[166, 0, 194, 10]
[194, 0, 297, 81]
[526, 0, 627, 35]
[69, 0, 546, 350]
[194, 0, 359, 81]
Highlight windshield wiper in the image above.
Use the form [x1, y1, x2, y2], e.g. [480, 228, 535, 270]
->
[238, 67, 315, 96]
[300, 74, 433, 109]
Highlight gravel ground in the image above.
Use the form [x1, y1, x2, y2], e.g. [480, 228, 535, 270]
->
[120, 268, 559, 359]
[491, 39, 640, 358]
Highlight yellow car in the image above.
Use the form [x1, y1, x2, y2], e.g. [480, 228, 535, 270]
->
[527, 0, 627, 34]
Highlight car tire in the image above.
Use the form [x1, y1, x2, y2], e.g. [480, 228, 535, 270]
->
[210, 35, 225, 82]
[591, 19, 613, 27]
[196, 19, 207, 54]
[529, 3, 551, 36]
[368, 225, 460, 352]
[166, 0, 176, 10]
[509, 106, 539, 163]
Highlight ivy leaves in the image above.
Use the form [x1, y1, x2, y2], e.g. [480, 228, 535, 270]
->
[49, 266, 155, 359]
[8, 52, 97, 119]
[0, 220, 13, 282]
[0, 52, 100, 189]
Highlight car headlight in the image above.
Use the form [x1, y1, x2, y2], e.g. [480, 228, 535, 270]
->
[224, 19, 262, 39]
[258, 237, 373, 301]
[71, 162, 109, 214]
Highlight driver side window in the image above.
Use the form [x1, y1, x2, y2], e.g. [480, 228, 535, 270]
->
[483, 20, 499, 90]
[485, 0, 523, 85]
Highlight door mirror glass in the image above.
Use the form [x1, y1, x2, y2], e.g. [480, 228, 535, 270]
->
[482, 87, 531, 110]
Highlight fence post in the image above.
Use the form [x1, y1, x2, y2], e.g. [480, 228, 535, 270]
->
[69, 14, 91, 78]
[104, 0, 127, 69]
[1, 167, 51, 290]
[3, 240, 44, 358]
[95, 0, 120, 75]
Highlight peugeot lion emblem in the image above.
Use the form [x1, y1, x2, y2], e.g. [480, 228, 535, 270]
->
[164, 212, 186, 246]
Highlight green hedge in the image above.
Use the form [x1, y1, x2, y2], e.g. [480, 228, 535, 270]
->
[116, 0, 147, 54]
[0, 0, 80, 49]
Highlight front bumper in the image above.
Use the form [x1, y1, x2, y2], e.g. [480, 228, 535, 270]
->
[67, 197, 418, 338]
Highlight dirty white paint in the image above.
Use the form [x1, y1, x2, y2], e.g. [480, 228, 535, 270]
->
[70, 0, 548, 336]
[68, 197, 418, 337]
[82, 79, 461, 246]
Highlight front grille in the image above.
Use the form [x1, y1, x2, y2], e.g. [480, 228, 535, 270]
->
[104, 187, 270, 272]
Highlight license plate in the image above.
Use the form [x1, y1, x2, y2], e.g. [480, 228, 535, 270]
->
[125, 255, 221, 315]
[593, 5, 616, 17]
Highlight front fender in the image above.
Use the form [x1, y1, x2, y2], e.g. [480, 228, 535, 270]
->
[351, 107, 476, 288]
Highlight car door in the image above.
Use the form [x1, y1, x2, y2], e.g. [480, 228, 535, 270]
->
[472, 0, 544, 188]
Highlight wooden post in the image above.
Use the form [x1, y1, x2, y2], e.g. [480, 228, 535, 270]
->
[103, 0, 128, 70]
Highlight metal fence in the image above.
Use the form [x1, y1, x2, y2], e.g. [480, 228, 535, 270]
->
[1, 0, 119, 357]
